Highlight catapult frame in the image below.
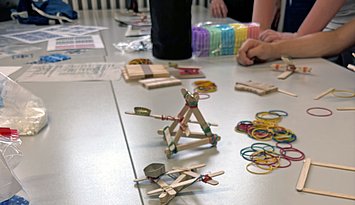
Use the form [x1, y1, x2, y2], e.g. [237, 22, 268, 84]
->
[126, 88, 221, 158]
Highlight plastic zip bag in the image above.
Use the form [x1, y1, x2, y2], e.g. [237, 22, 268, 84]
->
[0, 129, 29, 204]
[0, 73, 48, 136]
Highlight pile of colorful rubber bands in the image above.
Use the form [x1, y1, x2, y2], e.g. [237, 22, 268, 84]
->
[240, 142, 305, 174]
[235, 110, 296, 143]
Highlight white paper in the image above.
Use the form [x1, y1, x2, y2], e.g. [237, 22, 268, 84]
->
[2, 25, 108, 44]
[0, 67, 22, 77]
[41, 25, 107, 36]
[16, 63, 122, 82]
[47, 35, 104, 51]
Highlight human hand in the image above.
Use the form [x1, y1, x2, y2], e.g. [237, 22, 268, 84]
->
[259, 29, 298, 42]
[210, 0, 228, 18]
[236, 39, 276, 65]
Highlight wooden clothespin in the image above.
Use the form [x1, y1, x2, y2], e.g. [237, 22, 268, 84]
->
[271, 56, 312, 80]
[235, 80, 297, 97]
[168, 62, 205, 79]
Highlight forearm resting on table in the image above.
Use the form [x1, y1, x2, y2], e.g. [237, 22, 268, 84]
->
[270, 21, 355, 59]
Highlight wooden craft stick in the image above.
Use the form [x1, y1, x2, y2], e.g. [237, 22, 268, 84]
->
[296, 158, 312, 191]
[278, 89, 298, 97]
[139, 77, 181, 89]
[277, 70, 294, 79]
[314, 88, 335, 100]
[336, 107, 355, 111]
[302, 188, 355, 201]
[312, 161, 355, 171]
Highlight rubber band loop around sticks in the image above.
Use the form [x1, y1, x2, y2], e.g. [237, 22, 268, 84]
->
[306, 107, 333, 117]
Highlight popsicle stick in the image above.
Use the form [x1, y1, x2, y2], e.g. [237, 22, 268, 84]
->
[314, 88, 335, 100]
[296, 158, 311, 191]
[336, 107, 355, 111]
[312, 161, 355, 171]
[278, 89, 297, 97]
[277, 70, 294, 79]
[302, 188, 355, 201]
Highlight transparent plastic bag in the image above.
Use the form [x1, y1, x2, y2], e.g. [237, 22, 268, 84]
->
[113, 35, 152, 53]
[0, 73, 48, 136]
[0, 130, 29, 204]
[192, 21, 260, 57]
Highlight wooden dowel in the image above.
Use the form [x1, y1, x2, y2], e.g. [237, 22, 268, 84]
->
[278, 89, 298, 97]
[314, 88, 335, 100]
[302, 188, 355, 201]
[312, 161, 355, 171]
[337, 107, 355, 111]
[296, 158, 312, 191]
[125, 112, 218, 126]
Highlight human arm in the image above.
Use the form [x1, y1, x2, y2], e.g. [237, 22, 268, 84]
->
[259, 0, 347, 42]
[252, 0, 279, 31]
[210, 0, 228, 18]
[237, 20, 355, 65]
[297, 0, 347, 36]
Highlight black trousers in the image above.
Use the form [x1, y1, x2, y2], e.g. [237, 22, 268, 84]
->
[224, 0, 254, 22]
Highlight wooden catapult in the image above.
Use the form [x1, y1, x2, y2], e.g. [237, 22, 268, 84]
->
[125, 88, 221, 158]
[134, 163, 224, 205]
[271, 56, 312, 80]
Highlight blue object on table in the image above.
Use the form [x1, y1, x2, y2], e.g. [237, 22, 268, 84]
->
[39, 53, 71, 63]
[0, 195, 29, 205]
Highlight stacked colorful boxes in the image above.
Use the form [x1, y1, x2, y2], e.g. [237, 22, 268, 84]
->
[192, 23, 260, 57]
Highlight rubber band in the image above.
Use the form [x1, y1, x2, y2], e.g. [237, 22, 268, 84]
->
[255, 111, 282, 122]
[331, 89, 355, 98]
[251, 143, 275, 152]
[269, 110, 288, 117]
[306, 107, 333, 117]
[198, 93, 210, 100]
[277, 157, 292, 168]
[235, 121, 253, 133]
[246, 162, 274, 175]
[128, 58, 153, 65]
[279, 147, 305, 161]
[276, 142, 292, 149]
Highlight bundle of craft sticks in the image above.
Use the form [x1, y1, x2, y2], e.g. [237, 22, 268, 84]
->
[123, 64, 170, 80]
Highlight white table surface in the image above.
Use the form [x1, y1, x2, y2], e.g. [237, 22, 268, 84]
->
[0, 6, 354, 205]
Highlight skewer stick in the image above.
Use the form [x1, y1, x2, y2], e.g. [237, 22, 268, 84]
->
[278, 89, 297, 97]
[314, 88, 335, 100]
[336, 107, 355, 111]
[124, 112, 218, 126]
